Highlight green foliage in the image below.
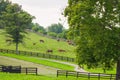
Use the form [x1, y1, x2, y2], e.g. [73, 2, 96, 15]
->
[64, 0, 120, 77]
[0, 1, 34, 53]
[0, 0, 11, 29]
[32, 23, 46, 34]
[47, 23, 64, 34]
[47, 32, 57, 38]
[57, 30, 68, 39]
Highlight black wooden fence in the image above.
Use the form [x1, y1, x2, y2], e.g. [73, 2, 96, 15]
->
[0, 65, 37, 75]
[57, 70, 116, 80]
[0, 49, 75, 62]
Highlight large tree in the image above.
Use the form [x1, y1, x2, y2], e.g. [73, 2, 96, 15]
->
[64, 0, 120, 79]
[1, 0, 34, 54]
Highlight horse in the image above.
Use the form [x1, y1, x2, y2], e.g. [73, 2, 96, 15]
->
[46, 49, 53, 53]
[6, 39, 12, 42]
[58, 49, 66, 52]
[40, 39, 44, 43]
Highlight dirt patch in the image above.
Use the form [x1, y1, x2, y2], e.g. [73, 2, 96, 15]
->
[0, 56, 58, 76]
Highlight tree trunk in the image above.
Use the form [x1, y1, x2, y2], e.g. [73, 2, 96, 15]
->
[16, 42, 19, 54]
[116, 60, 120, 80]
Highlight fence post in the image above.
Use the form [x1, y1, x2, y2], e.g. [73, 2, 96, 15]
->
[66, 71, 68, 78]
[36, 68, 37, 75]
[57, 70, 59, 77]
[26, 68, 28, 75]
[37, 53, 38, 57]
[6, 50, 8, 53]
[66, 57, 69, 62]
[110, 74, 112, 80]
[76, 72, 79, 78]
[98, 73, 100, 80]
[30, 52, 32, 56]
[88, 73, 90, 80]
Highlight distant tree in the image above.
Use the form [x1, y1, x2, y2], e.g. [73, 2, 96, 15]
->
[47, 32, 57, 38]
[0, 0, 11, 28]
[47, 23, 64, 34]
[1, 1, 34, 54]
[57, 29, 68, 39]
[32, 23, 46, 34]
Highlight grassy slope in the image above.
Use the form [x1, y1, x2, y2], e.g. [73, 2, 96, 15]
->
[0, 53, 74, 70]
[0, 29, 76, 58]
[0, 29, 116, 74]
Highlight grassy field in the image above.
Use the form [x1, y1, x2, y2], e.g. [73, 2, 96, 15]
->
[85, 66, 116, 74]
[0, 53, 74, 70]
[0, 72, 114, 80]
[0, 29, 76, 58]
[0, 29, 117, 76]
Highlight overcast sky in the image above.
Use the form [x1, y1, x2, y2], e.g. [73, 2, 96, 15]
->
[10, 0, 69, 29]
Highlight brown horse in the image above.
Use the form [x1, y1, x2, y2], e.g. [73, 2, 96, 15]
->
[58, 49, 66, 52]
[6, 39, 12, 42]
[40, 39, 44, 43]
[46, 49, 53, 53]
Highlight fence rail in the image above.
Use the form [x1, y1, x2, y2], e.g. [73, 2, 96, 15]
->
[57, 70, 116, 80]
[0, 65, 37, 75]
[0, 49, 75, 62]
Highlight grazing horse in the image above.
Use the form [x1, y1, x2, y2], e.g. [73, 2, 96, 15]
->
[33, 43, 36, 45]
[66, 40, 74, 45]
[58, 49, 66, 52]
[46, 49, 53, 53]
[40, 39, 44, 43]
[6, 39, 12, 42]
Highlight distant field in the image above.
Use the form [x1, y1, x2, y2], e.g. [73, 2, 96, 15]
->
[0, 29, 76, 58]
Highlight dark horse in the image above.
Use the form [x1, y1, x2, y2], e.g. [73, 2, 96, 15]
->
[46, 49, 53, 53]
[40, 39, 44, 43]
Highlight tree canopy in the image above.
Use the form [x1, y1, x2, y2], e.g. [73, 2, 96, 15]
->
[64, 0, 120, 79]
[47, 23, 64, 34]
[0, 0, 34, 53]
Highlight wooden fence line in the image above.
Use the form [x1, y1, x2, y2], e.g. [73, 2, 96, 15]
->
[0, 49, 75, 62]
[0, 65, 37, 75]
[57, 70, 116, 80]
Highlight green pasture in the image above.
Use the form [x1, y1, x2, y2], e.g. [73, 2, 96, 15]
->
[0, 29, 76, 58]
[0, 53, 74, 70]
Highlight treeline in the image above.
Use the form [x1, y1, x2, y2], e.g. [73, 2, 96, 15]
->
[28, 22, 69, 39]
[0, 0, 69, 39]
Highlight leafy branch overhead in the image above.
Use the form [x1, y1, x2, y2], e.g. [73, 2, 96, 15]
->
[64, 0, 120, 80]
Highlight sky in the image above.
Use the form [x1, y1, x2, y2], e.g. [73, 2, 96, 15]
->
[10, 0, 69, 29]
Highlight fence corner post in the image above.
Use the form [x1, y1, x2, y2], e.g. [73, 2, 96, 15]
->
[57, 70, 59, 77]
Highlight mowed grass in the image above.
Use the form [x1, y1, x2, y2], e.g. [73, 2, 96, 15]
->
[0, 53, 74, 70]
[0, 29, 76, 58]
[0, 72, 114, 80]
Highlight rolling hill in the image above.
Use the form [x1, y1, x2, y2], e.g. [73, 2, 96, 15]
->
[0, 29, 76, 58]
